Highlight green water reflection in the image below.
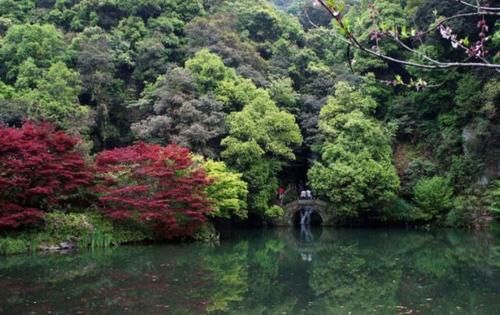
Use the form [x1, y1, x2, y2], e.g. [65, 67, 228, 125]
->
[1, 228, 499, 314]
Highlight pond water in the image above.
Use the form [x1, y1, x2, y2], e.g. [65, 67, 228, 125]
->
[1, 227, 499, 314]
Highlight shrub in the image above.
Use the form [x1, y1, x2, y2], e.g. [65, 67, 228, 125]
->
[0, 121, 92, 229]
[0, 237, 28, 255]
[44, 211, 95, 241]
[448, 155, 483, 192]
[413, 176, 454, 221]
[400, 159, 437, 197]
[201, 159, 248, 219]
[95, 143, 213, 239]
[446, 193, 490, 228]
[42, 211, 150, 249]
[266, 205, 284, 218]
[379, 197, 420, 223]
[488, 180, 500, 216]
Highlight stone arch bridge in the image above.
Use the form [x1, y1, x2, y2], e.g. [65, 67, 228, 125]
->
[272, 199, 334, 226]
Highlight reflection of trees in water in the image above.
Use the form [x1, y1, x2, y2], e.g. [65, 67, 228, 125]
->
[308, 242, 401, 313]
[202, 241, 249, 312]
[308, 231, 500, 314]
[0, 230, 499, 314]
[203, 230, 500, 314]
[0, 247, 218, 314]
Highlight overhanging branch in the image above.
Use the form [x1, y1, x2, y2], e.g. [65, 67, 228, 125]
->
[316, 0, 500, 70]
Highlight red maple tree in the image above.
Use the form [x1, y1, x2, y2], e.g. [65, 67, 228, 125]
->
[0, 122, 92, 229]
[95, 143, 213, 239]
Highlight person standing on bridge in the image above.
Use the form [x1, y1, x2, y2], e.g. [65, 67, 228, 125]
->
[300, 190, 307, 200]
[277, 186, 285, 200]
[306, 189, 313, 200]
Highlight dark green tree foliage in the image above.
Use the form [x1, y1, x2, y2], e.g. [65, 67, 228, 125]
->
[131, 66, 226, 157]
[185, 15, 269, 86]
[69, 26, 126, 148]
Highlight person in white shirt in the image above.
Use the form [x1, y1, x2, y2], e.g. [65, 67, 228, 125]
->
[306, 190, 313, 200]
[300, 190, 306, 199]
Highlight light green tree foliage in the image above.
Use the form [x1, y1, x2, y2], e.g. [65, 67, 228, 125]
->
[268, 77, 298, 113]
[185, 48, 237, 93]
[185, 49, 262, 112]
[215, 76, 261, 112]
[0, 24, 67, 82]
[202, 159, 248, 219]
[413, 176, 453, 222]
[308, 82, 399, 219]
[0, 23, 89, 131]
[221, 79, 302, 218]
[493, 22, 500, 63]
[10, 61, 89, 130]
[224, 90, 301, 161]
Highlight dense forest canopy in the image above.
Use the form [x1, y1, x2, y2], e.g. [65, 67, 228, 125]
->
[0, 0, 499, 238]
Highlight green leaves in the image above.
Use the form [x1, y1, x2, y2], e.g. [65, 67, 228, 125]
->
[220, 69, 302, 217]
[325, 0, 345, 13]
[16, 62, 88, 129]
[413, 176, 454, 221]
[0, 24, 67, 83]
[309, 82, 399, 219]
[489, 181, 500, 215]
[186, 49, 237, 93]
[223, 90, 302, 161]
[202, 159, 248, 219]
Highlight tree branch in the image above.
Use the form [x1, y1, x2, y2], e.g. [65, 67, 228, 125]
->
[456, 0, 500, 12]
[316, 0, 500, 70]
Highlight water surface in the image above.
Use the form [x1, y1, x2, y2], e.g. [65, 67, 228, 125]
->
[1, 228, 499, 314]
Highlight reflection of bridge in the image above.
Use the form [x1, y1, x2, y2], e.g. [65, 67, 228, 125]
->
[272, 199, 334, 226]
[277, 227, 337, 262]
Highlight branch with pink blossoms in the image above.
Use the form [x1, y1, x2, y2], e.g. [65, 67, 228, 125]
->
[314, 0, 500, 70]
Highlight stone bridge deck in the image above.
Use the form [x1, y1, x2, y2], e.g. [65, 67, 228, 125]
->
[272, 199, 334, 226]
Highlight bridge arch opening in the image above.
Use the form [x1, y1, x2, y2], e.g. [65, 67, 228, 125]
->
[292, 209, 323, 226]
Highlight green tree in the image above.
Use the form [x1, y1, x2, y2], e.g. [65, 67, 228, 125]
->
[185, 15, 269, 86]
[15, 62, 89, 131]
[130, 66, 226, 157]
[0, 24, 67, 82]
[413, 176, 454, 222]
[308, 82, 399, 220]
[202, 159, 248, 219]
[268, 77, 298, 113]
[222, 87, 302, 217]
[185, 48, 237, 93]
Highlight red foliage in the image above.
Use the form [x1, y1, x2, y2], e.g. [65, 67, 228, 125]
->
[0, 122, 93, 229]
[95, 143, 213, 239]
